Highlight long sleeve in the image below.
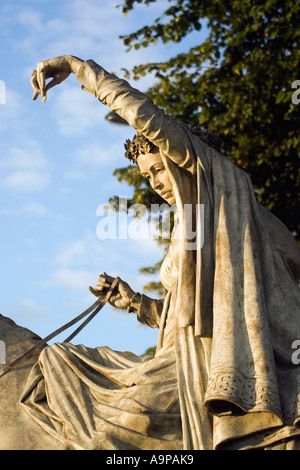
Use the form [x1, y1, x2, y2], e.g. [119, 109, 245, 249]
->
[76, 59, 212, 174]
[137, 295, 164, 329]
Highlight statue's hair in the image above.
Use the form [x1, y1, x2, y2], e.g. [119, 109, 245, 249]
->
[124, 125, 224, 163]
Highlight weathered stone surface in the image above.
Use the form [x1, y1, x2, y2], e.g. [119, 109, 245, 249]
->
[0, 315, 64, 449]
[1, 54, 300, 450]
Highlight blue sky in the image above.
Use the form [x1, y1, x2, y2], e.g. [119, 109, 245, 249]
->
[0, 0, 206, 354]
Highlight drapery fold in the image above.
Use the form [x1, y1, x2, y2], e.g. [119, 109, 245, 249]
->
[20, 59, 300, 450]
[164, 145, 300, 448]
[75, 59, 300, 449]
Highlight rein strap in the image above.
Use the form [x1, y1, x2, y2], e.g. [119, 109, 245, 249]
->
[0, 277, 120, 378]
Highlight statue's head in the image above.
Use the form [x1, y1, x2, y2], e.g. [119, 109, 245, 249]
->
[124, 125, 223, 164]
[124, 132, 156, 164]
[124, 126, 223, 205]
[124, 133, 176, 205]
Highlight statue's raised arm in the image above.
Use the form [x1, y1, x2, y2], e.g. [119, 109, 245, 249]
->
[23, 54, 300, 452]
[31, 55, 84, 102]
[31, 56, 215, 174]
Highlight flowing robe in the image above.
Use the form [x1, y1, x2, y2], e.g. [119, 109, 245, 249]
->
[21, 222, 184, 450]
[21, 60, 300, 450]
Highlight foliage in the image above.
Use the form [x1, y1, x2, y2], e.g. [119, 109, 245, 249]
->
[112, 0, 300, 291]
[143, 346, 156, 356]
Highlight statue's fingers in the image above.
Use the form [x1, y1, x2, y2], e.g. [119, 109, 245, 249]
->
[37, 68, 45, 93]
[32, 90, 40, 101]
[37, 63, 46, 100]
[30, 71, 41, 101]
[30, 70, 38, 87]
[96, 281, 111, 291]
[103, 272, 115, 284]
[45, 76, 61, 93]
[98, 273, 111, 283]
[44, 72, 70, 94]
[89, 286, 103, 297]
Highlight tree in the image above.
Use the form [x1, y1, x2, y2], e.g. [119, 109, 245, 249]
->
[110, 0, 300, 292]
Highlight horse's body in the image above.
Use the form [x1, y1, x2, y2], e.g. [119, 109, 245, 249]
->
[0, 314, 64, 450]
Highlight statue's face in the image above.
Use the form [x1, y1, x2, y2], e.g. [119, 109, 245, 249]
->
[137, 151, 176, 205]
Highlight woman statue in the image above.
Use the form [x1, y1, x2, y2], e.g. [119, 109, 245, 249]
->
[22, 55, 300, 450]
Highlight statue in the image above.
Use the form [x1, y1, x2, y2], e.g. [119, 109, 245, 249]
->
[1, 55, 300, 450]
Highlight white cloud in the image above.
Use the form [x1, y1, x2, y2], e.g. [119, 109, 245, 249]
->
[16, 8, 43, 31]
[0, 89, 25, 131]
[11, 0, 171, 87]
[0, 139, 51, 192]
[75, 140, 126, 167]
[51, 231, 109, 267]
[41, 226, 163, 293]
[0, 208, 15, 215]
[23, 202, 50, 216]
[17, 298, 53, 321]
[0, 142, 47, 171]
[63, 170, 87, 181]
[50, 83, 106, 136]
[22, 202, 67, 221]
[2, 170, 51, 192]
[53, 240, 86, 266]
[76, 143, 106, 166]
[50, 268, 97, 291]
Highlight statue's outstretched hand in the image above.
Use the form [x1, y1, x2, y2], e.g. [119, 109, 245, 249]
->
[30, 55, 83, 103]
[89, 273, 137, 311]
